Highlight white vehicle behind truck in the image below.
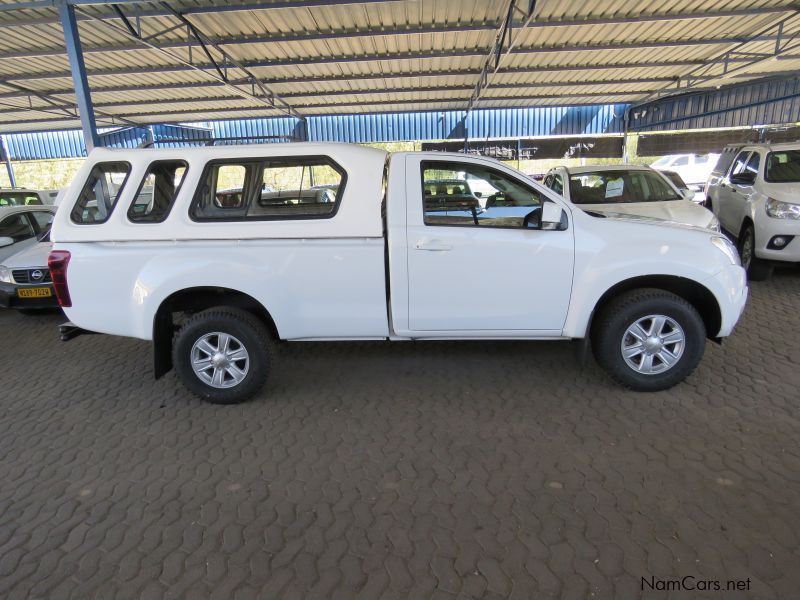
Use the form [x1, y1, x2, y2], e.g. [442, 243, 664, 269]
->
[705, 142, 800, 280]
[49, 143, 747, 403]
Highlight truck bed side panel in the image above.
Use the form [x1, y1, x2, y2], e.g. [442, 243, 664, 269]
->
[60, 238, 390, 340]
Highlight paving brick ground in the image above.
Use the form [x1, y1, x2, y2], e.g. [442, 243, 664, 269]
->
[1, 268, 800, 599]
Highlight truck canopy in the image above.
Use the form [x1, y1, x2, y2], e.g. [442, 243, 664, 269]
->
[50, 143, 388, 243]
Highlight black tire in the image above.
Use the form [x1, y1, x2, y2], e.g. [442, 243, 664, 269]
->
[738, 223, 773, 281]
[591, 289, 706, 392]
[172, 307, 275, 404]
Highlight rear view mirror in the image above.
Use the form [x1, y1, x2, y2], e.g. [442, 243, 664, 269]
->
[541, 202, 566, 230]
[730, 172, 756, 185]
[0, 236, 13, 248]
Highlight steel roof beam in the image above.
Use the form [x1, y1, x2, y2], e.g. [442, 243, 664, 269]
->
[73, 2, 303, 120]
[0, 90, 646, 125]
[0, 3, 794, 31]
[58, 1, 100, 150]
[0, 81, 669, 115]
[4, 20, 794, 60]
[635, 10, 800, 104]
[5, 42, 794, 86]
[0, 72, 707, 100]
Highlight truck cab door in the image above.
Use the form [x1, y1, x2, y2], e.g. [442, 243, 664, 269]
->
[719, 151, 757, 236]
[403, 156, 574, 335]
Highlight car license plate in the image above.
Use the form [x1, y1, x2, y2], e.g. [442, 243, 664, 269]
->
[18, 287, 52, 298]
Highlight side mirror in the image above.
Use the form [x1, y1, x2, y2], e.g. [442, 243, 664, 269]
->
[730, 172, 756, 185]
[541, 202, 566, 230]
[681, 188, 696, 201]
[0, 236, 14, 248]
[474, 191, 482, 198]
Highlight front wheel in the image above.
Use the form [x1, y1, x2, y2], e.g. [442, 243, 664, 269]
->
[592, 289, 706, 391]
[172, 307, 275, 404]
[738, 223, 773, 281]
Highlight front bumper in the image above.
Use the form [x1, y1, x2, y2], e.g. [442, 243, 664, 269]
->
[0, 281, 59, 310]
[755, 215, 800, 263]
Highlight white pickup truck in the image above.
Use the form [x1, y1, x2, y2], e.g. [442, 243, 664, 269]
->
[49, 143, 747, 403]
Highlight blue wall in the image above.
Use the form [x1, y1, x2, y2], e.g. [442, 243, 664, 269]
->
[2, 105, 627, 160]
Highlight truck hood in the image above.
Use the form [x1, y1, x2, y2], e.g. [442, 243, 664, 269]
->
[759, 181, 800, 203]
[580, 208, 718, 235]
[1, 241, 52, 268]
[574, 200, 714, 229]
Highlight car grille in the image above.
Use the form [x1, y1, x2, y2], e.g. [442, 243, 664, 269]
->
[12, 268, 52, 284]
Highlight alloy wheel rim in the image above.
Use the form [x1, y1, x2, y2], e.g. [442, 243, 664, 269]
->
[621, 315, 685, 375]
[191, 331, 250, 388]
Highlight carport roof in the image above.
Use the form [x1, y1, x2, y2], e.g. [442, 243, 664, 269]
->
[0, 0, 798, 132]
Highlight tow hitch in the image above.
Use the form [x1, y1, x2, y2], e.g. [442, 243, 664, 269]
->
[59, 321, 96, 342]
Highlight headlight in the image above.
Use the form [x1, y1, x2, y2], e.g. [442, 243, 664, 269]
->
[708, 215, 721, 232]
[711, 236, 740, 266]
[765, 198, 800, 219]
[0, 265, 11, 283]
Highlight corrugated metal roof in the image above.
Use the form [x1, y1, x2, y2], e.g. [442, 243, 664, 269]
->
[0, 0, 797, 132]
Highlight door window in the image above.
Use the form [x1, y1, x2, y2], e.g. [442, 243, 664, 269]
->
[551, 173, 564, 195]
[743, 152, 760, 176]
[421, 161, 545, 229]
[729, 151, 752, 176]
[672, 156, 689, 166]
[0, 214, 35, 242]
[29, 211, 53, 233]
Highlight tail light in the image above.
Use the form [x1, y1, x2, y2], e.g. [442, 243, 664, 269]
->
[48, 250, 72, 307]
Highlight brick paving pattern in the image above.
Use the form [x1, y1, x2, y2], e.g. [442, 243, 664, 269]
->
[1, 268, 799, 599]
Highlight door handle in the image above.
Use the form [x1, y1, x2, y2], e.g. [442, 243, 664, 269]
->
[415, 239, 452, 251]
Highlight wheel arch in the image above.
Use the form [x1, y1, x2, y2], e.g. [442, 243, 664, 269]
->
[152, 286, 280, 379]
[738, 216, 755, 240]
[588, 275, 722, 342]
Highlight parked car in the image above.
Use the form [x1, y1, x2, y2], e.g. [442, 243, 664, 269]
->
[660, 170, 705, 204]
[705, 142, 800, 280]
[651, 153, 719, 186]
[0, 229, 57, 311]
[49, 144, 747, 403]
[0, 188, 59, 207]
[542, 165, 720, 231]
[0, 205, 55, 263]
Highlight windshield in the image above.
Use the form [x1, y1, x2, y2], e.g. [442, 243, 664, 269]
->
[568, 170, 682, 204]
[651, 156, 671, 167]
[765, 150, 800, 183]
[661, 171, 686, 189]
[0, 192, 42, 206]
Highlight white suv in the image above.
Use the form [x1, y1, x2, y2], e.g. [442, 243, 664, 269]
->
[706, 143, 800, 280]
[651, 153, 719, 186]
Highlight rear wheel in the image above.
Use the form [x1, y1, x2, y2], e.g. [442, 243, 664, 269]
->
[738, 223, 773, 281]
[173, 307, 275, 404]
[592, 289, 706, 391]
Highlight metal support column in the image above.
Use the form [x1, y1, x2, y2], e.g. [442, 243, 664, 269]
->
[0, 135, 16, 188]
[57, 1, 100, 152]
